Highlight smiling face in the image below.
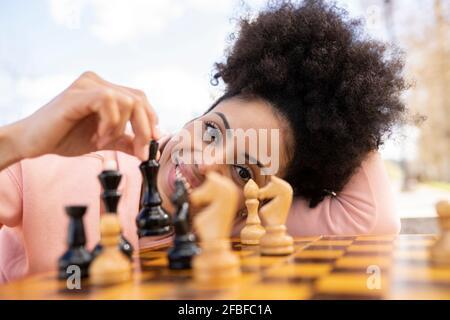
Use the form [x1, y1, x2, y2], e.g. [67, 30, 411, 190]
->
[157, 96, 293, 216]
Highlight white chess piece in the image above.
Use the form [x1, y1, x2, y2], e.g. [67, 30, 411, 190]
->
[431, 200, 450, 265]
[258, 176, 294, 256]
[190, 172, 241, 283]
[240, 179, 266, 245]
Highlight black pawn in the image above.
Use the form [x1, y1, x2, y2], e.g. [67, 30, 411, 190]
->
[92, 168, 134, 260]
[58, 206, 92, 279]
[168, 179, 199, 270]
[136, 140, 171, 237]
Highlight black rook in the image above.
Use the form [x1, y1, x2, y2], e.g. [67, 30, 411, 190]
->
[58, 206, 92, 279]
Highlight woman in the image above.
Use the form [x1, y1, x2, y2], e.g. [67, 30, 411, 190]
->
[0, 0, 406, 283]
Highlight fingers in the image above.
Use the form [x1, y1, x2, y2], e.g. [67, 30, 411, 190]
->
[71, 71, 159, 159]
[102, 134, 135, 156]
[87, 73, 160, 141]
[130, 103, 151, 160]
[117, 85, 161, 141]
[96, 93, 120, 140]
[84, 88, 132, 149]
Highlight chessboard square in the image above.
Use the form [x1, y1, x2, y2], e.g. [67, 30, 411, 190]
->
[396, 234, 437, 240]
[393, 249, 430, 261]
[261, 276, 317, 285]
[188, 273, 258, 292]
[91, 282, 173, 299]
[0, 274, 69, 299]
[394, 239, 436, 247]
[140, 257, 168, 267]
[139, 251, 167, 260]
[241, 255, 287, 267]
[164, 287, 225, 300]
[225, 283, 312, 300]
[311, 240, 353, 246]
[265, 263, 332, 278]
[391, 266, 450, 284]
[344, 251, 392, 258]
[304, 245, 348, 251]
[352, 240, 393, 245]
[356, 235, 396, 242]
[295, 236, 322, 242]
[315, 274, 388, 297]
[347, 245, 393, 253]
[294, 242, 316, 250]
[321, 236, 356, 241]
[295, 250, 344, 259]
[388, 285, 450, 300]
[334, 256, 392, 269]
[236, 250, 257, 258]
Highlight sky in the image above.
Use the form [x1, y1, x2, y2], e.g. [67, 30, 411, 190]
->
[0, 0, 426, 160]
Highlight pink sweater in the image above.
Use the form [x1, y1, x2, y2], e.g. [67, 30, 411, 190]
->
[0, 151, 399, 283]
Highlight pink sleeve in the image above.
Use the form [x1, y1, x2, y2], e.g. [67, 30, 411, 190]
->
[287, 152, 400, 236]
[0, 162, 23, 228]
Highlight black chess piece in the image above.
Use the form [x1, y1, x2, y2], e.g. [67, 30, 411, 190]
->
[58, 206, 92, 279]
[168, 179, 199, 270]
[92, 168, 134, 259]
[136, 140, 171, 237]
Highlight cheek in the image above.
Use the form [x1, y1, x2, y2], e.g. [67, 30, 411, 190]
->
[159, 140, 175, 166]
[237, 194, 245, 212]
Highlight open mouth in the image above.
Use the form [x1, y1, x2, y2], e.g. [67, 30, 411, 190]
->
[175, 164, 193, 194]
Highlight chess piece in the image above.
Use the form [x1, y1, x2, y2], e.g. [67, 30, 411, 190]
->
[240, 179, 265, 245]
[190, 172, 241, 283]
[92, 161, 134, 260]
[167, 179, 200, 270]
[258, 176, 294, 256]
[136, 140, 171, 237]
[89, 213, 132, 285]
[431, 200, 450, 265]
[58, 206, 92, 279]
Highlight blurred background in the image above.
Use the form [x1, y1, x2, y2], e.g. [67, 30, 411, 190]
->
[0, 0, 449, 229]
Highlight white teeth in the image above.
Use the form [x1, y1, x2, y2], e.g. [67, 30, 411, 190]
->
[175, 166, 193, 194]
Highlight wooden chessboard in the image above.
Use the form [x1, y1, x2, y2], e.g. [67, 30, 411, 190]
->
[1, 234, 450, 300]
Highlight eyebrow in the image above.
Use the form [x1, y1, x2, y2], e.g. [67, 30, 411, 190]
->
[245, 153, 266, 168]
[213, 112, 231, 130]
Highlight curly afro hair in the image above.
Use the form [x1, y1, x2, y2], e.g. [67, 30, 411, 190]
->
[211, 0, 407, 207]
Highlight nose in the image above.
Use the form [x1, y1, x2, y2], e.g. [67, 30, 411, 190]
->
[197, 162, 223, 175]
[196, 150, 227, 176]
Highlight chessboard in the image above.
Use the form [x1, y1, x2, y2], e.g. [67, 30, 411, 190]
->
[1, 234, 449, 300]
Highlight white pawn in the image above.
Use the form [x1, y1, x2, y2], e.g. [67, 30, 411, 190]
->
[240, 179, 266, 245]
[89, 214, 132, 285]
[431, 200, 450, 265]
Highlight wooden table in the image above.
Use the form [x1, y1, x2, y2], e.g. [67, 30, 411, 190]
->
[1, 235, 449, 300]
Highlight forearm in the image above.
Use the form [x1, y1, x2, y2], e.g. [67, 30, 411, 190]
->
[0, 122, 23, 171]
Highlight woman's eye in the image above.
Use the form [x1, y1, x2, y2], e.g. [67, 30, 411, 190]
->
[204, 122, 222, 143]
[232, 165, 253, 183]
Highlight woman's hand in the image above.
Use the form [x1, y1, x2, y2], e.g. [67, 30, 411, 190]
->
[10, 71, 160, 161]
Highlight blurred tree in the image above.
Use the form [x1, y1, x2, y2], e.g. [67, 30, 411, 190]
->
[406, 0, 450, 182]
[383, 0, 413, 191]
